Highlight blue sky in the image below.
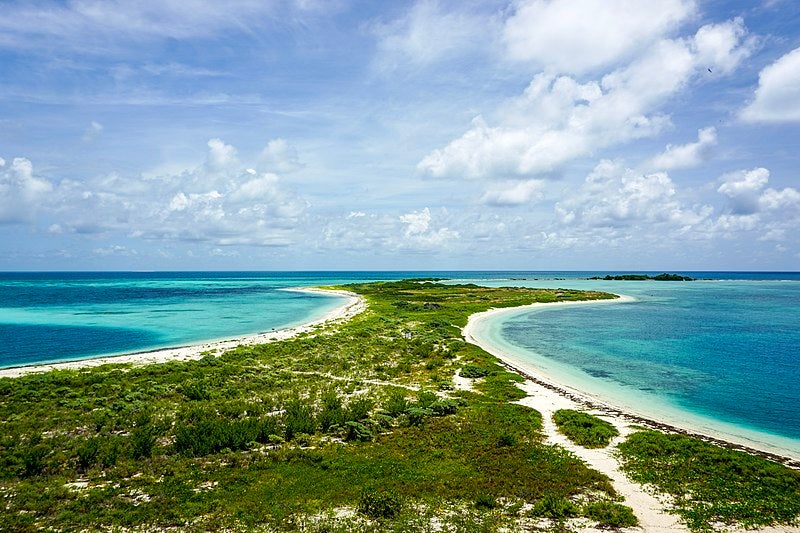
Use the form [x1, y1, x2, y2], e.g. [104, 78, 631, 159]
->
[1, 0, 799, 271]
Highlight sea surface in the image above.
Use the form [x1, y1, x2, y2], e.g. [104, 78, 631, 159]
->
[1, 271, 798, 456]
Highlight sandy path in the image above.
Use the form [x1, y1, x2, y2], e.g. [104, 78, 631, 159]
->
[0, 288, 365, 379]
[515, 380, 686, 531]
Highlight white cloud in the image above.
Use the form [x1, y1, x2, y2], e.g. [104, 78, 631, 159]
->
[419, 17, 753, 180]
[205, 138, 238, 172]
[647, 126, 717, 170]
[400, 207, 433, 236]
[81, 121, 103, 143]
[502, 0, 695, 74]
[691, 18, 755, 75]
[717, 167, 770, 215]
[740, 47, 800, 122]
[259, 139, 304, 173]
[373, 0, 488, 70]
[557, 160, 710, 229]
[480, 179, 545, 206]
[0, 157, 54, 224]
[0, 1, 296, 53]
[717, 167, 800, 215]
[35, 139, 308, 247]
[323, 207, 459, 254]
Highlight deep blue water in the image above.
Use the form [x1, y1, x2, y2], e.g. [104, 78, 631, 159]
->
[1, 271, 799, 453]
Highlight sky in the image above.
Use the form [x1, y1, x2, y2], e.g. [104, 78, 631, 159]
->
[1, 0, 799, 271]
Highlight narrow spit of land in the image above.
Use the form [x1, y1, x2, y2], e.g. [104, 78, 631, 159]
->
[0, 280, 798, 532]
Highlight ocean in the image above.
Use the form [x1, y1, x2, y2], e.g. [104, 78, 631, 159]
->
[1, 270, 798, 456]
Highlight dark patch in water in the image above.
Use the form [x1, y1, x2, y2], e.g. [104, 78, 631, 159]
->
[585, 368, 613, 379]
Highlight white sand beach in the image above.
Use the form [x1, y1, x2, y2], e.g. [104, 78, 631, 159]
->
[0, 288, 365, 379]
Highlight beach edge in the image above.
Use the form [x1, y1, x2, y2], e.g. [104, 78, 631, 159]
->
[0, 288, 366, 379]
[461, 294, 800, 468]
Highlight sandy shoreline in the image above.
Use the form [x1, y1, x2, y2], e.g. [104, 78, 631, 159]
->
[0, 287, 366, 379]
[462, 294, 800, 468]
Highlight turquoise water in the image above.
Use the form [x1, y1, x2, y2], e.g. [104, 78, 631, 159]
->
[461, 275, 800, 456]
[1, 271, 798, 456]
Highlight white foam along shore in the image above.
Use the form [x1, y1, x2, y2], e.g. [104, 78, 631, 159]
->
[0, 288, 366, 379]
[462, 294, 800, 467]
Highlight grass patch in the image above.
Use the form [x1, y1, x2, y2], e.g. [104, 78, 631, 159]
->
[552, 409, 619, 448]
[618, 430, 800, 531]
[0, 281, 623, 530]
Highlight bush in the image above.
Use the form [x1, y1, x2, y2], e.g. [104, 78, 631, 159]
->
[175, 413, 280, 456]
[429, 399, 458, 416]
[345, 421, 374, 442]
[474, 493, 497, 510]
[130, 412, 157, 459]
[182, 381, 211, 401]
[345, 397, 374, 422]
[383, 389, 409, 417]
[583, 501, 638, 528]
[415, 390, 438, 409]
[358, 488, 403, 520]
[318, 391, 345, 432]
[460, 365, 490, 378]
[405, 407, 433, 428]
[552, 409, 619, 448]
[284, 398, 316, 441]
[76, 438, 99, 471]
[532, 495, 579, 519]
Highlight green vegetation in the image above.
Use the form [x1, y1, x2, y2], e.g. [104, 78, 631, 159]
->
[552, 409, 620, 448]
[589, 273, 695, 281]
[618, 430, 800, 531]
[0, 281, 625, 531]
[0, 279, 797, 531]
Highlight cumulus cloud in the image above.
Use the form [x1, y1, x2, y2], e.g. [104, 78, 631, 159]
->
[647, 127, 717, 170]
[0, 157, 54, 224]
[480, 179, 545, 206]
[29, 139, 308, 247]
[502, 0, 695, 74]
[691, 18, 755, 75]
[205, 138, 238, 172]
[740, 47, 800, 122]
[717, 167, 800, 215]
[556, 160, 710, 229]
[419, 16, 753, 180]
[259, 139, 304, 173]
[323, 207, 459, 254]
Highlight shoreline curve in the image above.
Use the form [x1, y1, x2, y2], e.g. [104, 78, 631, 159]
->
[0, 288, 365, 379]
[462, 294, 800, 469]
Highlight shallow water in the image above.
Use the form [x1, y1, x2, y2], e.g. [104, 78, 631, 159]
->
[464, 276, 800, 455]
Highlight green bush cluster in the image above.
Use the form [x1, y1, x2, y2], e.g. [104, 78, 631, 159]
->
[358, 488, 403, 520]
[459, 364, 490, 378]
[552, 409, 619, 448]
[618, 430, 800, 530]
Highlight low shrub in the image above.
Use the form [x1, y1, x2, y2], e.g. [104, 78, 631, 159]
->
[345, 421, 374, 442]
[552, 409, 618, 448]
[459, 365, 490, 378]
[474, 493, 497, 510]
[531, 494, 579, 519]
[383, 389, 409, 418]
[358, 488, 403, 520]
[583, 501, 638, 528]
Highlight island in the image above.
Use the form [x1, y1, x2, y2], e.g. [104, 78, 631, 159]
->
[0, 280, 797, 532]
[589, 273, 695, 281]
